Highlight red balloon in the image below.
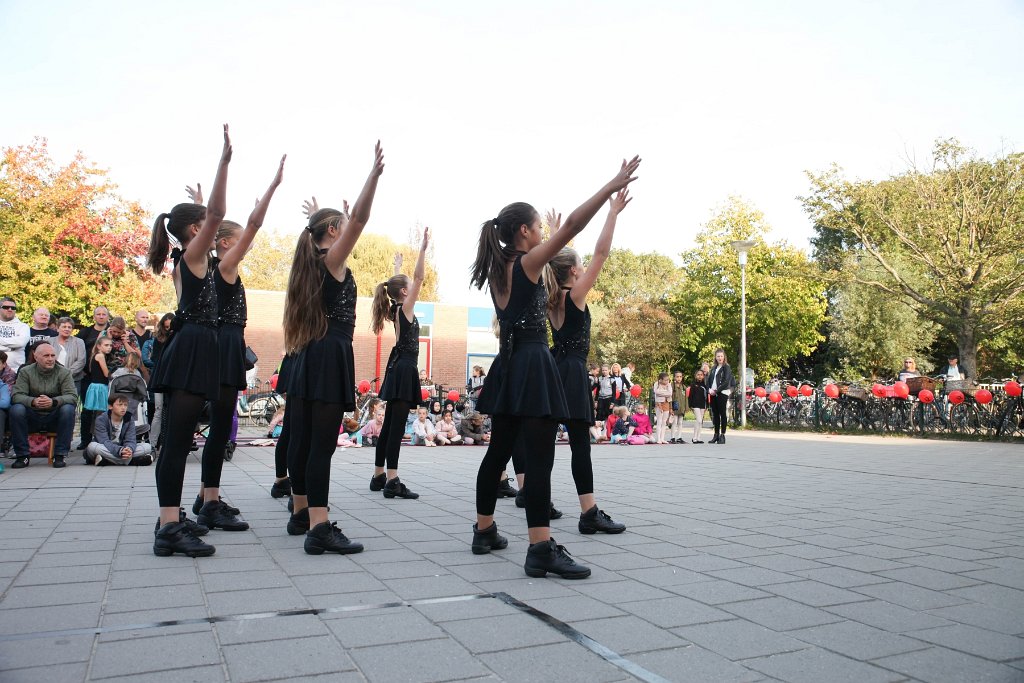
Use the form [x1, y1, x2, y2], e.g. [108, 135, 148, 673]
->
[755, 387, 767, 398]
[975, 388, 993, 405]
[630, 384, 642, 398]
[824, 383, 839, 399]
[786, 385, 798, 398]
[919, 389, 934, 404]
[357, 379, 371, 394]
[685, 387, 691, 398]
[871, 383, 884, 398]
[893, 381, 910, 399]
[1006, 381, 1022, 397]
[421, 387, 430, 401]
[948, 390, 965, 405]
[800, 384, 814, 397]
[447, 389, 460, 402]
[769, 391, 782, 403]
[269, 373, 279, 391]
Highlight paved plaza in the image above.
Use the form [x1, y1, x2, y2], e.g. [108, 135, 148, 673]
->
[1, 431, 1022, 682]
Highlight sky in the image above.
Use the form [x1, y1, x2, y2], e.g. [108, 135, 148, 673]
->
[3, 0, 1023, 306]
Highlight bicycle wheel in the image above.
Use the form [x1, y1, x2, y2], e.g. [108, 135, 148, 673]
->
[247, 395, 281, 427]
[916, 403, 942, 434]
[837, 401, 863, 431]
[949, 403, 980, 435]
[997, 399, 1024, 438]
[889, 400, 913, 433]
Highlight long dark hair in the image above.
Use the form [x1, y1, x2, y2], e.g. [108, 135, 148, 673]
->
[148, 203, 207, 274]
[469, 202, 537, 296]
[284, 208, 343, 353]
[544, 247, 578, 312]
[155, 313, 175, 343]
[370, 275, 410, 335]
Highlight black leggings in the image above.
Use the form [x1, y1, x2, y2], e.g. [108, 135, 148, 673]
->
[375, 399, 411, 470]
[710, 393, 729, 435]
[476, 415, 557, 528]
[274, 406, 290, 478]
[566, 419, 594, 496]
[286, 396, 344, 508]
[596, 396, 614, 422]
[155, 389, 206, 507]
[509, 430, 527, 476]
[200, 384, 237, 488]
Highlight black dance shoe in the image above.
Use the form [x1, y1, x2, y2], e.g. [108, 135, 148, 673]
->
[578, 506, 626, 534]
[304, 521, 364, 555]
[524, 538, 591, 579]
[471, 522, 508, 555]
[496, 477, 518, 498]
[718, 434, 726, 444]
[382, 477, 419, 499]
[549, 503, 564, 520]
[515, 488, 526, 508]
[11, 457, 29, 469]
[197, 500, 250, 531]
[287, 507, 310, 535]
[193, 494, 240, 516]
[271, 477, 292, 498]
[369, 472, 386, 492]
[154, 510, 210, 537]
[153, 521, 216, 557]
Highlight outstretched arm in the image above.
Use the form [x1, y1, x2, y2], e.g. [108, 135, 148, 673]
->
[570, 189, 631, 309]
[402, 227, 429, 322]
[393, 251, 403, 277]
[325, 141, 385, 274]
[218, 155, 286, 282]
[183, 125, 232, 277]
[521, 156, 640, 280]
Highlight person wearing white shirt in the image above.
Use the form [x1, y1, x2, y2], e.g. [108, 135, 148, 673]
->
[0, 297, 31, 372]
[940, 354, 965, 382]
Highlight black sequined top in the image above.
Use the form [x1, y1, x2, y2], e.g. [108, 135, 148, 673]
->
[174, 253, 218, 328]
[213, 259, 247, 328]
[323, 265, 357, 328]
[391, 303, 420, 357]
[552, 290, 590, 360]
[494, 256, 548, 363]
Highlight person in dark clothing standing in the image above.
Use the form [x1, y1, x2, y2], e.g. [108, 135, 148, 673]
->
[704, 348, 733, 444]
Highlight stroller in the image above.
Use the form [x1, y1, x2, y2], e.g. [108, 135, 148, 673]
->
[108, 370, 151, 442]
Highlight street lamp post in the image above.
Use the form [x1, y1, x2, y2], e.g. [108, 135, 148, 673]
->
[731, 240, 756, 428]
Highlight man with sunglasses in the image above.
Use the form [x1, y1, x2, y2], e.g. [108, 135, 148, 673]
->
[0, 297, 31, 372]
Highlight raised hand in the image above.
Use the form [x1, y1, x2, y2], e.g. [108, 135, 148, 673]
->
[302, 196, 319, 218]
[393, 251, 404, 275]
[370, 140, 385, 178]
[420, 225, 430, 251]
[271, 154, 286, 188]
[220, 124, 233, 164]
[186, 183, 203, 205]
[607, 155, 641, 193]
[609, 189, 631, 215]
[545, 209, 562, 233]
[342, 199, 350, 220]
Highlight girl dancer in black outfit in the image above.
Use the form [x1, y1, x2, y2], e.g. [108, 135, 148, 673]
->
[283, 142, 384, 554]
[544, 191, 631, 535]
[470, 156, 640, 579]
[369, 229, 430, 499]
[189, 157, 285, 530]
[149, 125, 231, 557]
[705, 348, 733, 444]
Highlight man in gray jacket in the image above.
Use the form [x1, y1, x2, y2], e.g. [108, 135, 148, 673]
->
[10, 343, 78, 468]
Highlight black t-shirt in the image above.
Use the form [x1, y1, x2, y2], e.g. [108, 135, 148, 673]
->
[78, 325, 105, 353]
[130, 329, 152, 348]
[28, 327, 58, 346]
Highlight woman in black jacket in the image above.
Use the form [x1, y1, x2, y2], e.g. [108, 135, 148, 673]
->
[704, 348, 733, 444]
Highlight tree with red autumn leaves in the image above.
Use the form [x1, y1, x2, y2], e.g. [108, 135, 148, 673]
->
[0, 138, 159, 322]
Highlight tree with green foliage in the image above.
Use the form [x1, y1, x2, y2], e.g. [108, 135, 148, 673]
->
[591, 299, 681, 388]
[804, 139, 1024, 379]
[0, 138, 159, 322]
[670, 197, 827, 381]
[589, 248, 682, 307]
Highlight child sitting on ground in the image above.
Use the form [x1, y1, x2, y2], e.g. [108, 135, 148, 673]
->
[87, 393, 154, 466]
[630, 403, 653, 443]
[610, 405, 633, 444]
[337, 416, 362, 448]
[359, 405, 385, 447]
[436, 410, 462, 444]
[267, 405, 285, 438]
[458, 410, 490, 444]
[411, 406, 439, 446]
[589, 419, 608, 443]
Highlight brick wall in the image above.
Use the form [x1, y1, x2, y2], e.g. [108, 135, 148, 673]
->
[243, 290, 469, 390]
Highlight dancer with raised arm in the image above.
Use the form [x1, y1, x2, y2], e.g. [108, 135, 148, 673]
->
[148, 125, 231, 557]
[370, 230, 430, 499]
[545, 191, 631, 535]
[283, 143, 384, 555]
[469, 156, 640, 579]
[187, 156, 285, 531]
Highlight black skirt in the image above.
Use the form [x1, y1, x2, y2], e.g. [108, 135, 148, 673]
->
[277, 354, 293, 396]
[379, 352, 421, 404]
[218, 323, 247, 390]
[476, 341, 569, 421]
[555, 354, 595, 423]
[286, 324, 356, 410]
[150, 323, 221, 400]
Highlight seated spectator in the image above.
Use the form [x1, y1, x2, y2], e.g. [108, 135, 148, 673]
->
[609, 405, 633, 444]
[897, 357, 921, 382]
[429, 400, 444, 424]
[0, 376, 9, 456]
[0, 297, 31, 372]
[436, 411, 462, 444]
[360, 405, 385, 447]
[337, 416, 363, 448]
[411, 406, 439, 446]
[267, 405, 286, 439]
[28, 307, 58, 346]
[589, 419, 607, 443]
[52, 317, 87, 395]
[86, 393, 153, 466]
[630, 403, 653, 443]
[109, 352, 149, 427]
[458, 410, 490, 444]
[9, 343, 78, 468]
[0, 351, 15, 391]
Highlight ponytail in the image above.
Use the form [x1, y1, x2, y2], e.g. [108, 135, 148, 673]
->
[148, 214, 171, 274]
[370, 282, 392, 335]
[147, 203, 207, 275]
[469, 202, 538, 296]
[544, 247, 579, 313]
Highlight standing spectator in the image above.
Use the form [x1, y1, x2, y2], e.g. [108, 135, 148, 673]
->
[610, 363, 632, 405]
[670, 370, 689, 443]
[142, 313, 174, 435]
[75, 305, 109, 449]
[130, 310, 152, 350]
[53, 317, 87, 395]
[705, 349, 733, 444]
[0, 297, 31, 372]
[86, 393, 154, 466]
[77, 305, 110, 354]
[939, 354, 965, 382]
[897, 357, 921, 382]
[104, 317, 139, 373]
[689, 368, 708, 443]
[83, 336, 114, 419]
[595, 364, 615, 421]
[28, 307, 58, 346]
[9, 343, 78, 468]
[622, 362, 635, 383]
[653, 372, 673, 444]
[467, 365, 486, 409]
